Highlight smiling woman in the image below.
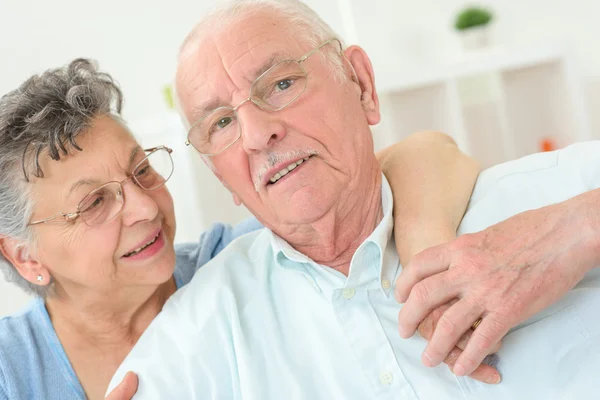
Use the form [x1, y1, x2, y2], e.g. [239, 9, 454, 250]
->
[0, 57, 481, 400]
[0, 59, 264, 399]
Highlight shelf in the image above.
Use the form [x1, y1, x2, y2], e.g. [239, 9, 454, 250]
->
[374, 46, 591, 167]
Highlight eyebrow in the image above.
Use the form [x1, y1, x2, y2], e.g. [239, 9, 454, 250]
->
[189, 51, 291, 121]
[128, 146, 143, 168]
[68, 146, 142, 195]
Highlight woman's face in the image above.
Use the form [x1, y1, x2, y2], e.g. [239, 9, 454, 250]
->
[28, 115, 177, 295]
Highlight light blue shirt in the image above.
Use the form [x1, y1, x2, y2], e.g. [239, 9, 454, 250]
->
[0, 218, 263, 400]
[109, 142, 600, 400]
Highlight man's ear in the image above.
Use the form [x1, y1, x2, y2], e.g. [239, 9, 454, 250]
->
[344, 45, 380, 125]
[231, 192, 242, 206]
[0, 236, 50, 286]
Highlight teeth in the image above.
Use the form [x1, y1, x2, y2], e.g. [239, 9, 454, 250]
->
[125, 232, 159, 257]
[269, 156, 312, 185]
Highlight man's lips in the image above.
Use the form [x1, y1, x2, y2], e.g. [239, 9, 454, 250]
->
[262, 155, 314, 187]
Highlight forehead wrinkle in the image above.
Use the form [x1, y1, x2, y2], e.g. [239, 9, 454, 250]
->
[184, 36, 243, 121]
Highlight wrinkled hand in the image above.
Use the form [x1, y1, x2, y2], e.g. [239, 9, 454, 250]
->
[395, 199, 599, 377]
[105, 371, 138, 400]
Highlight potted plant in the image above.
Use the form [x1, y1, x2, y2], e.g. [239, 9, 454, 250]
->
[454, 6, 493, 50]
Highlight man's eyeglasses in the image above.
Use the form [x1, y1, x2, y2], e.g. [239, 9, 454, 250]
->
[185, 38, 343, 156]
[29, 146, 174, 227]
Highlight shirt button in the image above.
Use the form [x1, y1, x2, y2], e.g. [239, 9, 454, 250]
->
[342, 288, 356, 299]
[382, 278, 391, 289]
[379, 371, 393, 385]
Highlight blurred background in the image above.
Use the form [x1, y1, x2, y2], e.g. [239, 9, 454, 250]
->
[1, 0, 599, 315]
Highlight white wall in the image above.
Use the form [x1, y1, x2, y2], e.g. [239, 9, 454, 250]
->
[346, 0, 600, 137]
[1, 0, 599, 316]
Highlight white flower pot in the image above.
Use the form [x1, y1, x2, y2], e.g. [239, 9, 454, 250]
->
[459, 25, 491, 50]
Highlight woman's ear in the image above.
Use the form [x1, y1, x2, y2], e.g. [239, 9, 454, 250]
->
[343, 45, 381, 125]
[0, 237, 50, 286]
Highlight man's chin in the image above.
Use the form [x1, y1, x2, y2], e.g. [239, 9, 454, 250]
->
[274, 199, 336, 226]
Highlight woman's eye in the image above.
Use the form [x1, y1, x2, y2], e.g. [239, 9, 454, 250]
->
[136, 166, 150, 176]
[84, 196, 104, 211]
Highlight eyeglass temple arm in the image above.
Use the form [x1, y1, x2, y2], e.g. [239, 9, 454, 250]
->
[29, 212, 80, 226]
[298, 38, 342, 63]
[143, 146, 173, 154]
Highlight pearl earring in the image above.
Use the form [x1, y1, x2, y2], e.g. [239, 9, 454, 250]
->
[36, 275, 43, 283]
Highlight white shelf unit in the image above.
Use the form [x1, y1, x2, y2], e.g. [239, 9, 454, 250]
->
[375, 47, 592, 167]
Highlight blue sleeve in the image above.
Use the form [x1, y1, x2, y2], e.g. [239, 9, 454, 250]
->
[173, 217, 263, 287]
[0, 361, 8, 400]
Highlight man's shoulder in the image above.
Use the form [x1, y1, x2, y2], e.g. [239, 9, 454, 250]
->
[471, 141, 600, 201]
[461, 141, 600, 233]
[166, 229, 273, 317]
[108, 230, 272, 398]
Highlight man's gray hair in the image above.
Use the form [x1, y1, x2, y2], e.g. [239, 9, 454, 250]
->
[0, 58, 123, 297]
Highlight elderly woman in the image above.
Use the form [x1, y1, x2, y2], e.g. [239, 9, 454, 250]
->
[0, 59, 479, 400]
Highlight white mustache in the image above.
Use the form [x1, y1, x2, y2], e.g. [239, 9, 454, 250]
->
[254, 149, 318, 191]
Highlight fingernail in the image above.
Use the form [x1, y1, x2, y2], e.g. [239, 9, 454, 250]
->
[422, 351, 434, 367]
[486, 373, 501, 384]
[453, 363, 466, 376]
[395, 290, 404, 303]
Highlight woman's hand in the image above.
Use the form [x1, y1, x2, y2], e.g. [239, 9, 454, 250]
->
[105, 371, 138, 400]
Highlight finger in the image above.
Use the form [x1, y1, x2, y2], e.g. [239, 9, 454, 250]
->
[105, 371, 138, 400]
[453, 317, 510, 377]
[398, 272, 458, 338]
[395, 244, 452, 303]
[444, 347, 501, 384]
[455, 331, 472, 351]
[468, 364, 502, 384]
[422, 299, 483, 367]
[416, 301, 455, 340]
[456, 330, 502, 353]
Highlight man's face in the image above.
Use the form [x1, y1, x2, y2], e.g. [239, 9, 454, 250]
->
[176, 11, 380, 231]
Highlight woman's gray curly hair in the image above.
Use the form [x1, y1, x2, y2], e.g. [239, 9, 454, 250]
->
[0, 58, 123, 297]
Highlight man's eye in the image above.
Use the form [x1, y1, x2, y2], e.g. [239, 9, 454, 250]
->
[212, 117, 233, 133]
[276, 79, 293, 91]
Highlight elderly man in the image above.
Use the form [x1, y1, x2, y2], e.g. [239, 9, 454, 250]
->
[108, 1, 600, 399]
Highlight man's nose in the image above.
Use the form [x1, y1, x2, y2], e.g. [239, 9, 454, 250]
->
[238, 104, 287, 153]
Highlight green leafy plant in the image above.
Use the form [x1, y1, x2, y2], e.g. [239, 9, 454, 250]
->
[454, 6, 493, 31]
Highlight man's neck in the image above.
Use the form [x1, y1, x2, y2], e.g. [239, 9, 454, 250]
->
[279, 168, 384, 276]
[46, 277, 176, 349]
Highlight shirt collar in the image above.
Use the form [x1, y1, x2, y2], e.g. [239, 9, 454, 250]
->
[268, 174, 400, 298]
